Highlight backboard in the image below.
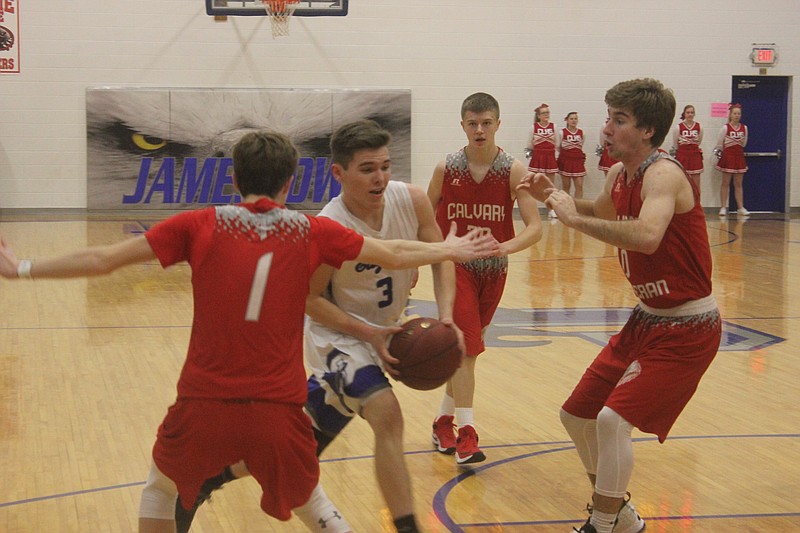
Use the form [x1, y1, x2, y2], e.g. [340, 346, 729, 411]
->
[206, 0, 348, 17]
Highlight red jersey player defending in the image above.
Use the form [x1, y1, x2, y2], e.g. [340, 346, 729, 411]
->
[670, 104, 704, 198]
[428, 92, 542, 466]
[0, 132, 497, 533]
[520, 78, 721, 533]
[557, 111, 587, 199]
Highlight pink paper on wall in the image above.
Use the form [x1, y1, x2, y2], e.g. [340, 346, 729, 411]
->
[710, 103, 730, 118]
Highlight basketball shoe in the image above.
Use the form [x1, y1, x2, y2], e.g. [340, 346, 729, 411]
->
[432, 415, 457, 454]
[455, 425, 486, 464]
[577, 495, 646, 533]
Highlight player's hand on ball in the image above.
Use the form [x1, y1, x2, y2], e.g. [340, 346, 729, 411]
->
[438, 317, 466, 365]
[369, 325, 403, 376]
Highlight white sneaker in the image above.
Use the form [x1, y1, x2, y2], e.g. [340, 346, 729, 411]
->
[718, 207, 727, 216]
[548, 209, 558, 219]
[614, 500, 646, 533]
[737, 207, 751, 216]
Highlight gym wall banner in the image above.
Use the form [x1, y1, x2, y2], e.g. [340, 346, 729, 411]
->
[0, 0, 19, 73]
[86, 88, 411, 211]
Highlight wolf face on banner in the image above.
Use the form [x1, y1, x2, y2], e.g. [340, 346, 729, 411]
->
[86, 89, 411, 211]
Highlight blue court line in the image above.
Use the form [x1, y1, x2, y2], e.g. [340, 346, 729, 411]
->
[0, 482, 145, 509]
[2, 433, 796, 521]
[431, 433, 800, 532]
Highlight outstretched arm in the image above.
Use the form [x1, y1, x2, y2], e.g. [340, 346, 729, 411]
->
[356, 223, 497, 271]
[0, 235, 157, 280]
[547, 160, 684, 254]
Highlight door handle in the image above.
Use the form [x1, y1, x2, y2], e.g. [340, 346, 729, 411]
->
[744, 149, 782, 159]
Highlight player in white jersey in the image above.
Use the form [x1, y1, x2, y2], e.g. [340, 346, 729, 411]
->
[304, 120, 463, 533]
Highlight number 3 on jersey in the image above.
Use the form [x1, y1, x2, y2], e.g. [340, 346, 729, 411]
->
[377, 276, 393, 308]
[246, 252, 273, 322]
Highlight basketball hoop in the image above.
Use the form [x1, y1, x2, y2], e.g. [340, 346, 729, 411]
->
[261, 0, 300, 38]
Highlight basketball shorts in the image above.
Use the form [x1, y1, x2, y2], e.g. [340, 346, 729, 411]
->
[562, 305, 721, 443]
[305, 347, 391, 437]
[153, 398, 319, 521]
[454, 262, 508, 357]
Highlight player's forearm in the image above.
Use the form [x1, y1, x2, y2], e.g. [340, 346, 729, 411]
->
[431, 261, 456, 322]
[305, 295, 374, 341]
[498, 222, 542, 256]
[12, 247, 122, 279]
[573, 198, 597, 217]
[364, 239, 456, 270]
[570, 215, 661, 254]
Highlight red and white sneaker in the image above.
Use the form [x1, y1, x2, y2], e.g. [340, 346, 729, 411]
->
[432, 415, 457, 454]
[455, 425, 486, 464]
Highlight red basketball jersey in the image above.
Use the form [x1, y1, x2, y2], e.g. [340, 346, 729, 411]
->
[610, 151, 712, 308]
[435, 148, 515, 244]
[145, 199, 364, 404]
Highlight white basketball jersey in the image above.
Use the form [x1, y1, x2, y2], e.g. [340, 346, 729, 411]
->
[305, 180, 419, 371]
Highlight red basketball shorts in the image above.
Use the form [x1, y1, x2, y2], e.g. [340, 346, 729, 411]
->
[562, 306, 721, 442]
[453, 262, 507, 357]
[153, 398, 319, 520]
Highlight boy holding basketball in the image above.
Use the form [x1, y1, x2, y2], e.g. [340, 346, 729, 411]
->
[428, 92, 542, 465]
[302, 119, 466, 533]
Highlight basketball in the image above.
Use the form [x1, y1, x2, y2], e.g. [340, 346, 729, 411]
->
[388, 317, 461, 391]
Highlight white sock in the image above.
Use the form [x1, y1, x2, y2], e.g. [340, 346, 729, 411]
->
[455, 407, 474, 429]
[590, 509, 616, 533]
[438, 394, 455, 418]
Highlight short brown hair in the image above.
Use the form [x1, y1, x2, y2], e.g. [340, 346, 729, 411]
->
[461, 92, 500, 120]
[232, 131, 298, 197]
[605, 78, 676, 148]
[330, 119, 392, 168]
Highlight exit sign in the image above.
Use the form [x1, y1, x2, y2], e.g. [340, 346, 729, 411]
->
[752, 47, 776, 66]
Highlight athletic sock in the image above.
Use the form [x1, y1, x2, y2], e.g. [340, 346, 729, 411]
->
[455, 407, 474, 429]
[438, 394, 455, 418]
[590, 509, 616, 533]
[393, 514, 420, 533]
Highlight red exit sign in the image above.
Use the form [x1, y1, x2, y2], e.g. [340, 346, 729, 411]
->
[752, 47, 776, 65]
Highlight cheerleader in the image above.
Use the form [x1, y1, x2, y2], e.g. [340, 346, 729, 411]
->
[557, 112, 587, 198]
[527, 103, 559, 217]
[715, 103, 749, 216]
[671, 105, 703, 197]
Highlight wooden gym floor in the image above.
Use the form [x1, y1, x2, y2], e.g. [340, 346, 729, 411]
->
[1, 210, 798, 532]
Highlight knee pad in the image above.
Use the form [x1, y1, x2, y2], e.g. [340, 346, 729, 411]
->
[139, 462, 179, 520]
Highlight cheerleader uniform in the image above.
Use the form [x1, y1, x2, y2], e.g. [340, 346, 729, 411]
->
[673, 121, 704, 175]
[715, 123, 748, 174]
[557, 127, 587, 177]
[528, 121, 558, 174]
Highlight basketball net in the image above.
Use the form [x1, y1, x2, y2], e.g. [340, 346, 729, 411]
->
[261, 0, 300, 38]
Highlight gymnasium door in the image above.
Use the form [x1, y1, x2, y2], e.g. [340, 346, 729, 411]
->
[729, 75, 791, 213]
